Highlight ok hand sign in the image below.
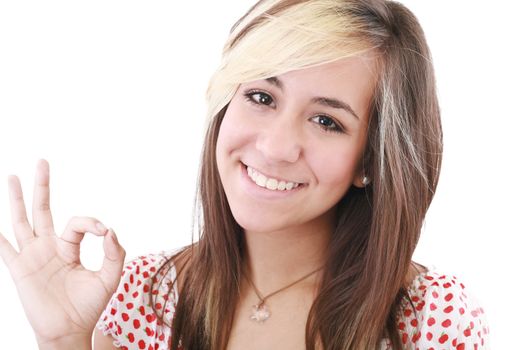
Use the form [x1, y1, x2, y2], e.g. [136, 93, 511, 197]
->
[0, 159, 125, 348]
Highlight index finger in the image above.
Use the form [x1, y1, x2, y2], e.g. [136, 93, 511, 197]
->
[32, 159, 55, 236]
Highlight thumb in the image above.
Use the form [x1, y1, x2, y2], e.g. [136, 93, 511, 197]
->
[98, 228, 126, 294]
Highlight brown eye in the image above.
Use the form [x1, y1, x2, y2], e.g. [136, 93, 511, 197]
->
[311, 115, 344, 134]
[244, 91, 274, 106]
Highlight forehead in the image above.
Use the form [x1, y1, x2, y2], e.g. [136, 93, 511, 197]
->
[278, 55, 377, 92]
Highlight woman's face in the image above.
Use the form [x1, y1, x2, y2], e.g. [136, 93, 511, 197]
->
[216, 56, 376, 234]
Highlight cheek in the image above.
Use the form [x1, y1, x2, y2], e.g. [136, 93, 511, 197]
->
[310, 146, 361, 189]
[216, 105, 253, 165]
[217, 109, 240, 154]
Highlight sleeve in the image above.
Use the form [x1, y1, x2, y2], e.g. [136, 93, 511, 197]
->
[95, 252, 179, 349]
[398, 270, 491, 349]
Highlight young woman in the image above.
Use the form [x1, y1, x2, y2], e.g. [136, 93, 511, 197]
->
[0, 0, 490, 349]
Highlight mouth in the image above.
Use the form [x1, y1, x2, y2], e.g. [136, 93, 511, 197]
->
[241, 162, 307, 192]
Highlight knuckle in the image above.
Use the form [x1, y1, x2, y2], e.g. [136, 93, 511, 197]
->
[37, 203, 50, 211]
[84, 216, 99, 224]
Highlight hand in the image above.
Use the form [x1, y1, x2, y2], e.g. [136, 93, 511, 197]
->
[0, 159, 126, 346]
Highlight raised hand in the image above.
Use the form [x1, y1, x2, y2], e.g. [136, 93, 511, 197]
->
[0, 159, 126, 348]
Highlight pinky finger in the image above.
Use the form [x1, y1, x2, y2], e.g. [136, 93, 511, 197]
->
[0, 231, 18, 267]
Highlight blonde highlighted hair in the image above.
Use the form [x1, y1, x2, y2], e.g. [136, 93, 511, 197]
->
[208, 0, 383, 120]
[151, 1, 443, 349]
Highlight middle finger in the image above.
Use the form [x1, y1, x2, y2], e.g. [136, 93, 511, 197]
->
[32, 159, 55, 236]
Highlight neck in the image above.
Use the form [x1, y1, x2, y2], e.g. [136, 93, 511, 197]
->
[242, 213, 333, 297]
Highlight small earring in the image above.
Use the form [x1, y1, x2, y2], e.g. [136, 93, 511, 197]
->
[362, 176, 371, 186]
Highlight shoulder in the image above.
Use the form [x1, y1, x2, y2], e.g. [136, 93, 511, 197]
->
[96, 248, 183, 349]
[396, 265, 491, 349]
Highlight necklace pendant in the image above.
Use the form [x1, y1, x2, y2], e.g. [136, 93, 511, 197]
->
[250, 302, 270, 323]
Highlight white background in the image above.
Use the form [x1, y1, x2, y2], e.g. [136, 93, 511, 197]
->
[0, 1, 523, 348]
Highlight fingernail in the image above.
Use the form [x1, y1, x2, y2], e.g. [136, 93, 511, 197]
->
[96, 222, 108, 234]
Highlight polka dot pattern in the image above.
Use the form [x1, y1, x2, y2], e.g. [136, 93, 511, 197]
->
[382, 265, 490, 349]
[98, 254, 490, 350]
[96, 250, 181, 350]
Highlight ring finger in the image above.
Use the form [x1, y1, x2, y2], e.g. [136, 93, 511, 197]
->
[8, 175, 35, 250]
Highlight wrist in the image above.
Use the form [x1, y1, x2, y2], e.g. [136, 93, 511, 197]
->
[38, 334, 92, 350]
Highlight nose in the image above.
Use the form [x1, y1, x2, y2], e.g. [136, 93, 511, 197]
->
[255, 115, 302, 164]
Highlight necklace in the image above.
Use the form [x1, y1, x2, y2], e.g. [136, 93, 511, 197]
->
[242, 266, 324, 323]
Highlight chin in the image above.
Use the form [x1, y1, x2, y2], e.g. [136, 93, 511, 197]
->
[230, 207, 291, 234]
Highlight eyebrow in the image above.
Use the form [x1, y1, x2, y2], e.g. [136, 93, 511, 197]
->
[265, 77, 360, 121]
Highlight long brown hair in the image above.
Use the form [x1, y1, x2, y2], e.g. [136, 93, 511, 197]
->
[150, 1, 442, 349]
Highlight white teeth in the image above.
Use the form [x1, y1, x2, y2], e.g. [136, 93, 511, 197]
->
[255, 173, 267, 187]
[266, 178, 278, 190]
[246, 165, 301, 191]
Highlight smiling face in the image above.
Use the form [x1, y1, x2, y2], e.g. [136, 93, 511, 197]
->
[215, 56, 377, 235]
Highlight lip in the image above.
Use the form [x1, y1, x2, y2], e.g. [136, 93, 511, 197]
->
[239, 162, 306, 200]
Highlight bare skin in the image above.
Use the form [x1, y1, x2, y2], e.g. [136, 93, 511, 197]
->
[225, 263, 425, 350]
[226, 273, 319, 350]
[0, 159, 126, 349]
